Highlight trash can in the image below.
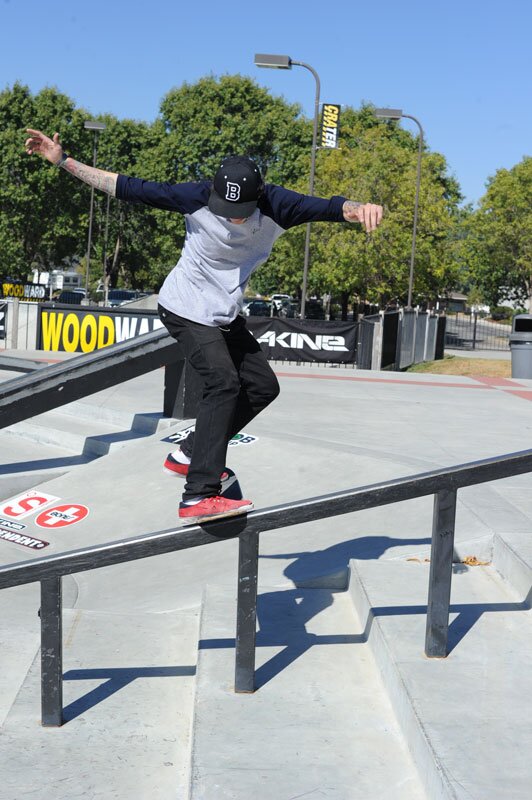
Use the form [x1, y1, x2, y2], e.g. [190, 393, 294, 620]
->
[509, 314, 532, 379]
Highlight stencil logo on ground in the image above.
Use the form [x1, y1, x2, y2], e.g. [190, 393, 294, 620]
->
[0, 518, 26, 532]
[164, 427, 257, 447]
[0, 530, 49, 549]
[0, 491, 60, 520]
[35, 504, 89, 528]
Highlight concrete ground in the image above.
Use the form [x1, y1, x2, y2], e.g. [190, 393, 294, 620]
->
[0, 348, 531, 799]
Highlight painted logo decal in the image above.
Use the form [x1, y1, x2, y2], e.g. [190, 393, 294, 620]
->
[35, 504, 89, 529]
[0, 530, 49, 549]
[163, 426, 258, 447]
[0, 518, 27, 532]
[0, 491, 60, 520]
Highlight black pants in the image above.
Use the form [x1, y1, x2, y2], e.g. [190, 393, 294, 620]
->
[159, 305, 280, 500]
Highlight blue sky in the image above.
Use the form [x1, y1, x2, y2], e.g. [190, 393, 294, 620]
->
[1, 0, 530, 206]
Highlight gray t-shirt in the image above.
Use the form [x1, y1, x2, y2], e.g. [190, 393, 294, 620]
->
[116, 177, 347, 326]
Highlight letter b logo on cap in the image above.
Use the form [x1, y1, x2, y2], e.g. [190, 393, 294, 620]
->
[225, 182, 241, 201]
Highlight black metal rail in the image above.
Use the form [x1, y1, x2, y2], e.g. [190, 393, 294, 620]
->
[0, 328, 198, 428]
[1, 448, 531, 725]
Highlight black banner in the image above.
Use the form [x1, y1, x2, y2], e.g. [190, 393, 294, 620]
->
[0, 302, 6, 340]
[246, 317, 357, 363]
[37, 304, 164, 353]
[1, 281, 47, 302]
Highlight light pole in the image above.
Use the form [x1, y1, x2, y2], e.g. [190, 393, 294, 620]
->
[83, 120, 106, 304]
[374, 108, 424, 309]
[254, 53, 320, 319]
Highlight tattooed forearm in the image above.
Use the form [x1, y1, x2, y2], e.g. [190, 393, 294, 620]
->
[61, 158, 117, 197]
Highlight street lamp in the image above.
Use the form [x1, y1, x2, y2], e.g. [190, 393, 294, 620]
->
[374, 108, 424, 309]
[255, 53, 320, 319]
[83, 120, 106, 304]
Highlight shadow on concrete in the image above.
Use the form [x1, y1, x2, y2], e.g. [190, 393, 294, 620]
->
[200, 533, 531, 691]
[0, 454, 94, 475]
[260, 535, 431, 585]
[62, 665, 196, 722]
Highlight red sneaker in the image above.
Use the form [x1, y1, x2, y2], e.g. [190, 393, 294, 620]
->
[164, 452, 189, 476]
[164, 453, 230, 481]
[179, 495, 254, 524]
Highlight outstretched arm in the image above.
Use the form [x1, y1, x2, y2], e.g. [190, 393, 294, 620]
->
[343, 200, 383, 232]
[25, 129, 118, 197]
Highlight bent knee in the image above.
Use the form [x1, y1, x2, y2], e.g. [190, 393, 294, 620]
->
[255, 374, 280, 407]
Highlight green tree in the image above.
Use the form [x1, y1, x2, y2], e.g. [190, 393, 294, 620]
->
[307, 106, 462, 313]
[127, 74, 312, 292]
[464, 157, 532, 309]
[0, 83, 92, 278]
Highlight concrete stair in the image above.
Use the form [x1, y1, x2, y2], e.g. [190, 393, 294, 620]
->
[1, 547, 531, 799]
[348, 558, 532, 800]
[0, 603, 198, 800]
[190, 582, 426, 799]
[3, 405, 173, 457]
[0, 364, 177, 501]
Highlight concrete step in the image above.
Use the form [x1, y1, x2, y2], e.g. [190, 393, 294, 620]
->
[493, 531, 532, 600]
[0, 605, 199, 800]
[0, 578, 78, 726]
[3, 406, 174, 458]
[4, 409, 131, 456]
[190, 583, 426, 799]
[0, 431, 95, 502]
[57, 397, 175, 435]
[348, 558, 532, 799]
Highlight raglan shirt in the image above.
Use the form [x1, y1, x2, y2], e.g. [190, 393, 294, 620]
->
[116, 176, 349, 326]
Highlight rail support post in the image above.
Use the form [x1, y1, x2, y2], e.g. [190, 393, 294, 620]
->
[425, 489, 457, 657]
[40, 577, 63, 726]
[234, 529, 259, 693]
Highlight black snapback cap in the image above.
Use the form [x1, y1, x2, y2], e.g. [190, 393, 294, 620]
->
[208, 156, 263, 218]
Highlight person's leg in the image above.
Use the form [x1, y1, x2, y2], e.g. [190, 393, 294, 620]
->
[159, 307, 240, 500]
[178, 316, 279, 454]
[224, 317, 280, 437]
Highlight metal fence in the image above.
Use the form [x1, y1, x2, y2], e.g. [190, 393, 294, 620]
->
[444, 312, 511, 351]
[0, 300, 39, 350]
[358, 310, 445, 371]
[1, 447, 532, 725]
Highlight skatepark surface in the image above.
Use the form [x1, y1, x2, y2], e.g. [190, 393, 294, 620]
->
[0, 347, 530, 799]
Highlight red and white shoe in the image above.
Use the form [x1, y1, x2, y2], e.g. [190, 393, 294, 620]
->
[179, 495, 254, 524]
[164, 452, 229, 481]
[163, 452, 189, 476]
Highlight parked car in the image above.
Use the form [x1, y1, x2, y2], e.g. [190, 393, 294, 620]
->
[270, 293, 291, 311]
[57, 290, 84, 305]
[107, 289, 140, 307]
[243, 299, 271, 317]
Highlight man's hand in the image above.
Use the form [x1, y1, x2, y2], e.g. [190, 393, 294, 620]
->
[25, 129, 63, 165]
[343, 200, 383, 232]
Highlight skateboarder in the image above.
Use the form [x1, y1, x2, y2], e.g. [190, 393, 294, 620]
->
[25, 129, 383, 523]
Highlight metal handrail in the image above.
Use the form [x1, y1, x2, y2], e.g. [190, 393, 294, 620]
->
[1, 447, 532, 725]
[0, 328, 184, 429]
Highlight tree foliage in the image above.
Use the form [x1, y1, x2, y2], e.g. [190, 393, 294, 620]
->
[462, 157, 532, 309]
[0, 78, 527, 313]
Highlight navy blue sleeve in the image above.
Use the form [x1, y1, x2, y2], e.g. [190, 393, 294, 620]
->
[116, 176, 211, 214]
[259, 184, 347, 229]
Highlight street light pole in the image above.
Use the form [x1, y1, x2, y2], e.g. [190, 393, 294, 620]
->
[83, 120, 106, 304]
[254, 54, 321, 319]
[374, 108, 424, 308]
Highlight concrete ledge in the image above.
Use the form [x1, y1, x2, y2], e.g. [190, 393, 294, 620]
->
[348, 558, 532, 799]
[493, 532, 532, 602]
